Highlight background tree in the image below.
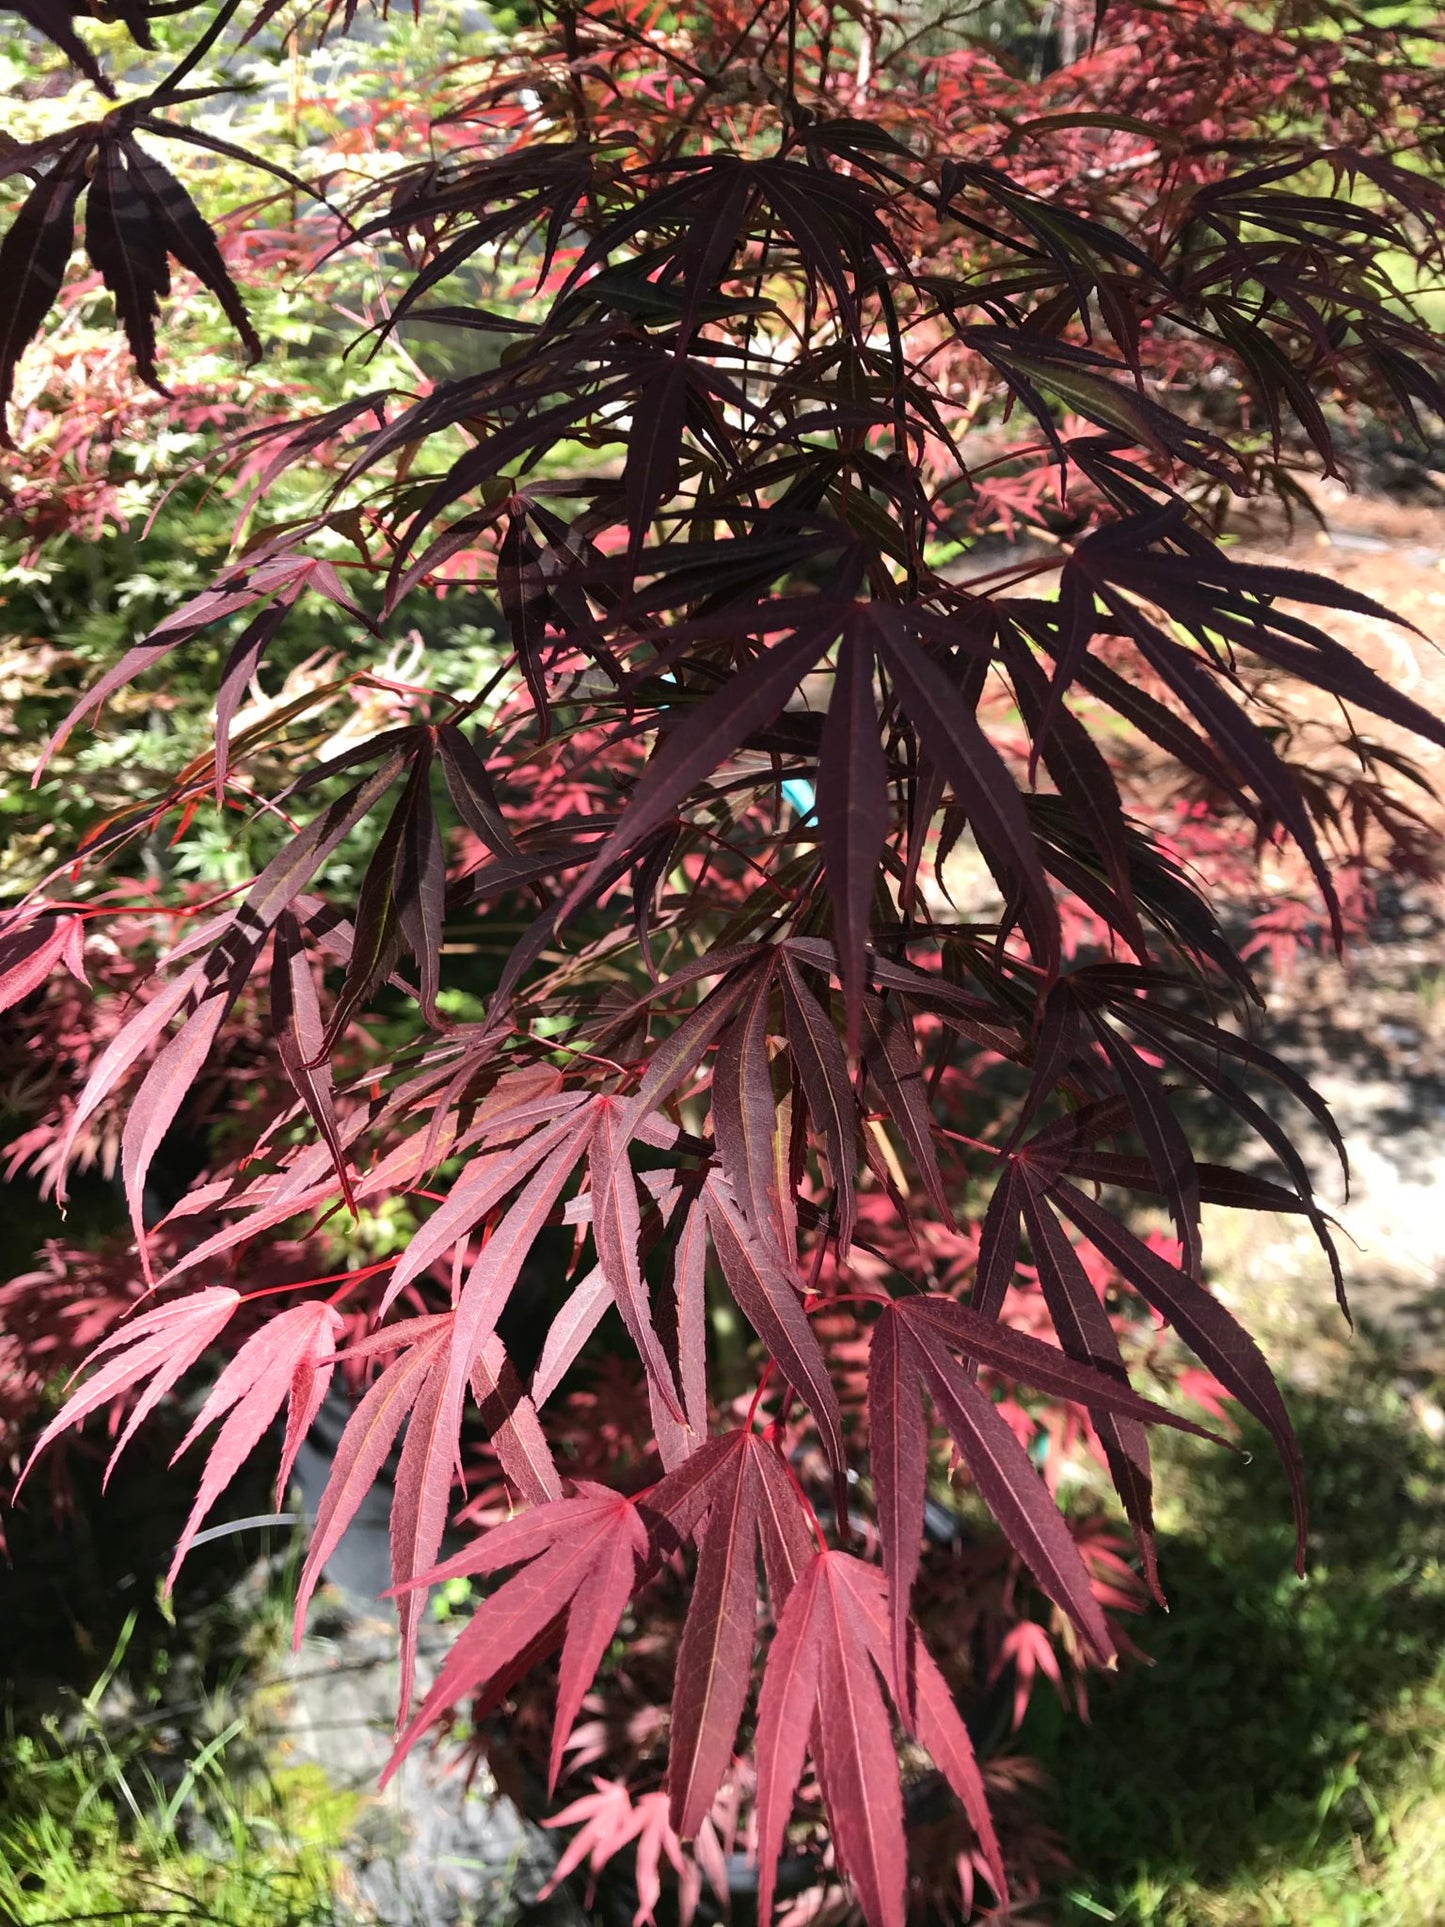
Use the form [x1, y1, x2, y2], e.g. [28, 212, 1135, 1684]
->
[4, 0, 1445, 1919]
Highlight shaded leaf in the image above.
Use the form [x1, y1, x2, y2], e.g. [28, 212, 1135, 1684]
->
[918, 1336, 1114, 1663]
[1050, 1177, 1308, 1570]
[780, 953, 858, 1255]
[591, 1097, 685, 1422]
[559, 616, 841, 920]
[835, 1559, 1006, 1902]
[874, 617, 1060, 971]
[703, 1176, 846, 1493]
[126, 139, 263, 364]
[85, 137, 169, 389]
[817, 626, 888, 1051]
[755, 1551, 911, 1927]
[712, 969, 784, 1253]
[0, 138, 88, 436]
[867, 1303, 927, 1714]
[668, 1431, 762, 1838]
[861, 997, 953, 1226]
[272, 911, 354, 1213]
[1018, 1180, 1165, 1602]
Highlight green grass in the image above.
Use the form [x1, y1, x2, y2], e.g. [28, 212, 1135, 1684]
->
[0, 1588, 358, 1927]
[0, 1748, 353, 1927]
[1029, 1336, 1445, 1926]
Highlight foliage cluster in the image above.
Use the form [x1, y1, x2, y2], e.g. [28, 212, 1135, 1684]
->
[4, 0, 1445, 1920]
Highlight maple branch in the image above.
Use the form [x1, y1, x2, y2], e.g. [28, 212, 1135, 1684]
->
[143, 0, 248, 107]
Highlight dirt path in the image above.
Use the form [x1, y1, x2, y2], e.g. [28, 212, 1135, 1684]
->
[1213, 485, 1445, 1375]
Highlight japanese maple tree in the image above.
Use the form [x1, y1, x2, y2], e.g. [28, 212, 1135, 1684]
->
[5, 0, 1445, 1918]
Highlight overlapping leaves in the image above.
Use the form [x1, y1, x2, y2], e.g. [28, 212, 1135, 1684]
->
[1, 99, 292, 430]
[15, 5, 1445, 1924]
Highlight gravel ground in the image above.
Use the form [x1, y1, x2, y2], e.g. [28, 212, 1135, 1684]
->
[254, 1599, 588, 1927]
